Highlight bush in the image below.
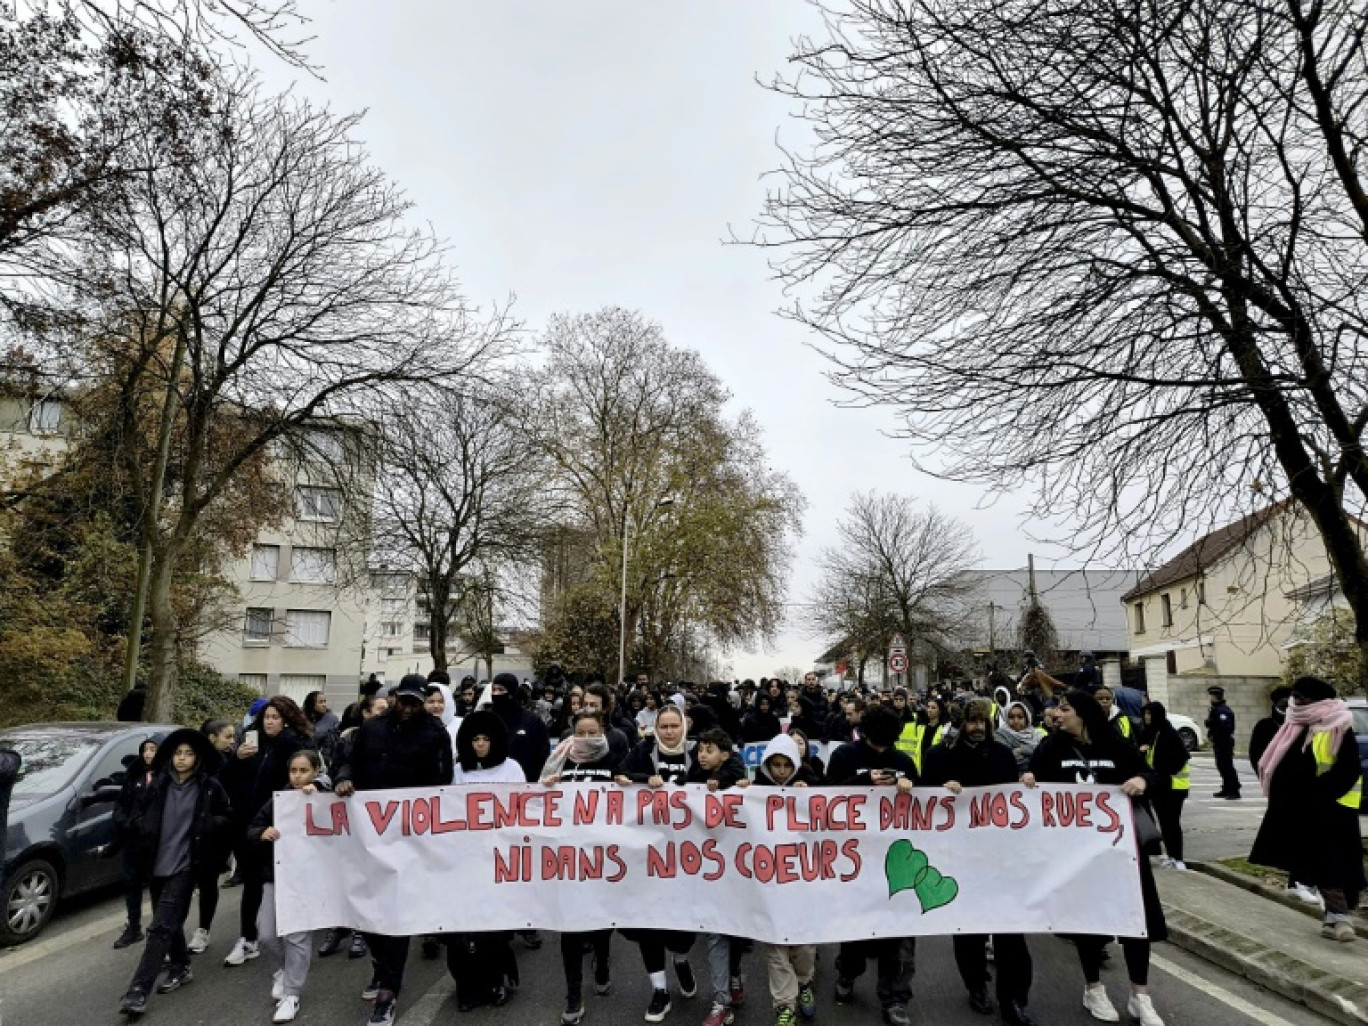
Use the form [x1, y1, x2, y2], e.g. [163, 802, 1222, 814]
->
[173, 661, 261, 727]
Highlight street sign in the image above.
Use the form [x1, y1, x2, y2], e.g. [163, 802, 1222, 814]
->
[888, 652, 908, 673]
[889, 633, 907, 654]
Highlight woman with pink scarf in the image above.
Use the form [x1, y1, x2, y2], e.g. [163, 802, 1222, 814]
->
[1249, 676, 1364, 942]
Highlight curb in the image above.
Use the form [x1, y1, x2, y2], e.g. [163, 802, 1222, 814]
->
[1187, 861, 1368, 939]
[1163, 904, 1368, 1026]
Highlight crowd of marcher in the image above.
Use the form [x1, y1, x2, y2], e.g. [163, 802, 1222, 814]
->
[107, 661, 1362, 1026]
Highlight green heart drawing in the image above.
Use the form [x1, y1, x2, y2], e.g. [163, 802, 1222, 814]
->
[885, 839, 929, 898]
[914, 865, 959, 912]
[884, 839, 959, 912]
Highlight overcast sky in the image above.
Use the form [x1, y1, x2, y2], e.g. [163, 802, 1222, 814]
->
[261, 1, 1070, 678]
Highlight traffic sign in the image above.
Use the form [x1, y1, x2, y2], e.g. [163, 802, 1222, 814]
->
[889, 633, 907, 654]
[888, 652, 908, 673]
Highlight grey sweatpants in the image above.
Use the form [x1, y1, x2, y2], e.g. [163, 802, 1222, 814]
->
[257, 883, 312, 998]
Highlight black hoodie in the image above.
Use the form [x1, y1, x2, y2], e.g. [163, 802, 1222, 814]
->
[132, 728, 232, 876]
[1138, 702, 1190, 787]
[455, 710, 511, 773]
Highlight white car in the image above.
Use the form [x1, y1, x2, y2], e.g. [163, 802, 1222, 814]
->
[1166, 713, 1205, 752]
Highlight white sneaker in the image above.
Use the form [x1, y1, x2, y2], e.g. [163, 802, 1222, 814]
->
[1170, 860, 1187, 871]
[1159, 857, 1175, 869]
[1288, 883, 1324, 907]
[1127, 993, 1165, 1026]
[1082, 985, 1120, 1022]
[187, 928, 210, 954]
[272, 970, 285, 1001]
[273, 996, 300, 1023]
[224, 937, 260, 966]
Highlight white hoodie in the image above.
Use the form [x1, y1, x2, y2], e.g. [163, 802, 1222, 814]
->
[757, 733, 805, 785]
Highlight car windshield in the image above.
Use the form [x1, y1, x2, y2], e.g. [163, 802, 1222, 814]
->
[2, 733, 106, 801]
[1352, 708, 1368, 737]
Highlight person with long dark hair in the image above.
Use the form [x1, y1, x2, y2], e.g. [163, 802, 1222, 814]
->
[1024, 690, 1167, 1026]
[1138, 702, 1190, 870]
[218, 696, 311, 969]
[112, 738, 160, 949]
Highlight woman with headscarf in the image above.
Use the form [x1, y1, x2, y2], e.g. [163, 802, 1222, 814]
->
[424, 683, 461, 760]
[995, 701, 1041, 774]
[1250, 676, 1364, 943]
[1024, 689, 1167, 1026]
[1138, 702, 1191, 870]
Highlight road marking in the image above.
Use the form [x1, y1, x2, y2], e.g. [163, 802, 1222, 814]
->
[1151, 952, 1303, 1026]
[401, 975, 456, 1025]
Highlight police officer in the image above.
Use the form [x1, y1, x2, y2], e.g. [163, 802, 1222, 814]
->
[1206, 685, 1240, 799]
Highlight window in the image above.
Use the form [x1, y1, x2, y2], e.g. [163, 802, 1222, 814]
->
[239, 673, 267, 692]
[1196, 581, 1207, 605]
[289, 546, 336, 584]
[305, 429, 344, 462]
[1179, 587, 1188, 610]
[413, 623, 430, 642]
[28, 399, 61, 434]
[381, 597, 407, 617]
[296, 486, 342, 522]
[250, 544, 280, 582]
[243, 607, 273, 644]
[284, 609, 331, 647]
[85, 737, 143, 793]
[380, 621, 403, 637]
[1161, 593, 1173, 627]
[278, 674, 328, 704]
[1133, 601, 1146, 634]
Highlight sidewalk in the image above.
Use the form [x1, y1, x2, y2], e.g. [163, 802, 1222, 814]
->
[1157, 864, 1368, 1025]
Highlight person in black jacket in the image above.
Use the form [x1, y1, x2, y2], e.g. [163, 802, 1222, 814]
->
[491, 673, 552, 782]
[117, 729, 232, 1019]
[616, 705, 695, 786]
[1205, 686, 1240, 799]
[741, 693, 782, 744]
[1024, 690, 1167, 1026]
[922, 700, 1036, 1026]
[112, 738, 160, 949]
[219, 697, 312, 969]
[800, 673, 831, 739]
[334, 674, 454, 1026]
[1139, 702, 1191, 870]
[826, 706, 917, 1026]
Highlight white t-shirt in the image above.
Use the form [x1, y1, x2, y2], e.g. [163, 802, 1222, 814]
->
[453, 760, 526, 785]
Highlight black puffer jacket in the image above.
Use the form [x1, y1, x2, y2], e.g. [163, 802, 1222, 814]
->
[131, 728, 232, 876]
[248, 774, 332, 883]
[334, 709, 454, 791]
[219, 726, 309, 829]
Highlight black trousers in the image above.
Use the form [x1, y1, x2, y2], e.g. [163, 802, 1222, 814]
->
[363, 933, 412, 997]
[1151, 790, 1187, 861]
[561, 930, 613, 1002]
[120, 846, 145, 926]
[952, 934, 1032, 1006]
[1077, 935, 1149, 987]
[196, 861, 220, 931]
[128, 871, 194, 994]
[1213, 740, 1240, 794]
[836, 937, 915, 1008]
[624, 929, 695, 974]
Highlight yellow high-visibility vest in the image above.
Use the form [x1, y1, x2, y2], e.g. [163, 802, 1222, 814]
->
[895, 721, 945, 775]
[1112, 713, 1133, 740]
[1146, 738, 1190, 791]
[1310, 731, 1362, 810]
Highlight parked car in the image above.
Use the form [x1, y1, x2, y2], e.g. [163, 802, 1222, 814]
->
[1166, 712, 1205, 752]
[1, 721, 178, 945]
[1349, 697, 1367, 814]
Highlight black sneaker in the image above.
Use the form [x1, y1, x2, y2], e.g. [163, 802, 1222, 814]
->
[593, 951, 612, 995]
[369, 991, 397, 1026]
[112, 922, 144, 949]
[156, 964, 193, 994]
[349, 933, 369, 959]
[563, 997, 586, 1024]
[318, 928, 346, 957]
[675, 958, 697, 998]
[118, 990, 148, 1018]
[361, 976, 382, 1001]
[882, 1004, 910, 1026]
[834, 978, 855, 1004]
[645, 988, 672, 1022]
[520, 929, 544, 950]
[968, 985, 993, 1014]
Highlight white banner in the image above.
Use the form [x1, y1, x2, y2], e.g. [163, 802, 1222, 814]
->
[275, 783, 1147, 944]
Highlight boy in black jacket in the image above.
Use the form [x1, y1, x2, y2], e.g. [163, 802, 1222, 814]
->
[118, 729, 231, 1018]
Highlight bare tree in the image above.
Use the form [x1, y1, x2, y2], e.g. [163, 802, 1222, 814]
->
[758, 0, 1368, 683]
[76, 72, 491, 720]
[371, 382, 544, 673]
[806, 493, 979, 681]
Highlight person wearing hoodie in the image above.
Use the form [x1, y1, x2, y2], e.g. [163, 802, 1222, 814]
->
[995, 702, 1041, 775]
[542, 710, 620, 1026]
[335, 674, 455, 1026]
[117, 728, 232, 1019]
[490, 672, 552, 782]
[747, 733, 820, 1026]
[219, 696, 312, 969]
[1138, 703, 1191, 870]
[112, 738, 160, 950]
[923, 700, 1037, 1026]
[825, 706, 917, 1026]
[741, 693, 783, 744]
[424, 683, 462, 761]
[249, 748, 331, 1023]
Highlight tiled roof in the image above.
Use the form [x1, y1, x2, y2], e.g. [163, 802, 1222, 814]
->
[1120, 503, 1289, 602]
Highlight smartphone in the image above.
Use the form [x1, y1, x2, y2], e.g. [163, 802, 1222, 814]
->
[244, 730, 259, 747]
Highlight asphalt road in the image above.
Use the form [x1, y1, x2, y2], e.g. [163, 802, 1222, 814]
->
[0, 760, 1325, 1026]
[1173, 754, 1268, 863]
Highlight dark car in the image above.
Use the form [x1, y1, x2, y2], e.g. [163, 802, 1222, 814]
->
[1, 722, 179, 945]
[1350, 698, 1367, 814]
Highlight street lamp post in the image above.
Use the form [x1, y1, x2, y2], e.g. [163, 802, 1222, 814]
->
[619, 497, 674, 688]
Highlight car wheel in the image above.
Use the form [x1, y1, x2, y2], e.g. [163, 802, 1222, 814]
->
[1, 858, 59, 945]
[1177, 727, 1198, 752]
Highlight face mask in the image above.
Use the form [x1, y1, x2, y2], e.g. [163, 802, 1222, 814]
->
[492, 693, 516, 714]
[570, 736, 609, 762]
